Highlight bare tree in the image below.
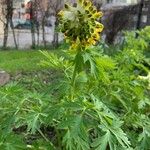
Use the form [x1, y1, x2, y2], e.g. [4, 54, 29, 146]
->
[35, 0, 48, 47]
[31, 0, 51, 48]
[0, 0, 18, 49]
[29, 1, 36, 48]
[136, 0, 144, 36]
[10, 1, 18, 49]
[48, 0, 64, 48]
[0, 0, 12, 48]
[34, 0, 40, 46]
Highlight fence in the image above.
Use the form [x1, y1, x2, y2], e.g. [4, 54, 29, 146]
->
[101, 0, 150, 44]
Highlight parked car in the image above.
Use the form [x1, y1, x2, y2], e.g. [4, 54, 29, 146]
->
[14, 20, 32, 29]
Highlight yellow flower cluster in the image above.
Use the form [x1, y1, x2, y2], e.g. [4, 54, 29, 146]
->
[58, 0, 104, 50]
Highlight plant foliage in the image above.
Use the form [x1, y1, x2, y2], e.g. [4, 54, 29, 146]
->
[0, 0, 150, 149]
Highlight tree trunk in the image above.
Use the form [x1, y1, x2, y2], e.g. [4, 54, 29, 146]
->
[2, 0, 16, 49]
[36, 22, 40, 46]
[136, 0, 144, 30]
[42, 18, 46, 48]
[10, 18, 18, 49]
[136, 0, 144, 38]
[3, 22, 9, 49]
[31, 21, 36, 49]
[52, 17, 59, 48]
[30, 1, 36, 49]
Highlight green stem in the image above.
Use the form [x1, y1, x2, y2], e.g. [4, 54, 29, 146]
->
[71, 62, 77, 87]
[38, 129, 55, 149]
[55, 128, 62, 149]
[38, 128, 49, 142]
[70, 53, 79, 100]
[70, 63, 77, 101]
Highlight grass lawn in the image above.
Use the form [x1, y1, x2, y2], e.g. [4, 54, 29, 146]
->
[0, 50, 49, 74]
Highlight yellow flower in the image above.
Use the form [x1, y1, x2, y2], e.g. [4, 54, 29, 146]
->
[96, 22, 103, 28]
[84, 1, 92, 9]
[95, 27, 103, 33]
[92, 32, 100, 40]
[64, 4, 70, 10]
[78, 0, 84, 6]
[58, 10, 64, 17]
[93, 12, 103, 18]
[88, 38, 96, 45]
[58, 0, 103, 51]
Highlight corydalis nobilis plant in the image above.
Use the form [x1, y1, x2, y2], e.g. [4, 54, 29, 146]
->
[58, 0, 104, 50]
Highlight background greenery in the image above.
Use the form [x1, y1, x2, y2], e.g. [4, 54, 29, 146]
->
[0, 26, 149, 150]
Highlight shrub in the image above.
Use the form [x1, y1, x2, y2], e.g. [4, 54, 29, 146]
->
[0, 0, 149, 149]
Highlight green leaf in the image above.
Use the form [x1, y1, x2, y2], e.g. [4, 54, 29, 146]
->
[0, 132, 26, 150]
[82, 52, 97, 77]
[96, 56, 116, 71]
[29, 139, 56, 150]
[26, 113, 41, 134]
[40, 51, 67, 69]
[92, 130, 114, 150]
[137, 127, 150, 150]
[62, 115, 90, 150]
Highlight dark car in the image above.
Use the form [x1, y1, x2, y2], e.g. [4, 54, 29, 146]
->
[14, 20, 32, 29]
